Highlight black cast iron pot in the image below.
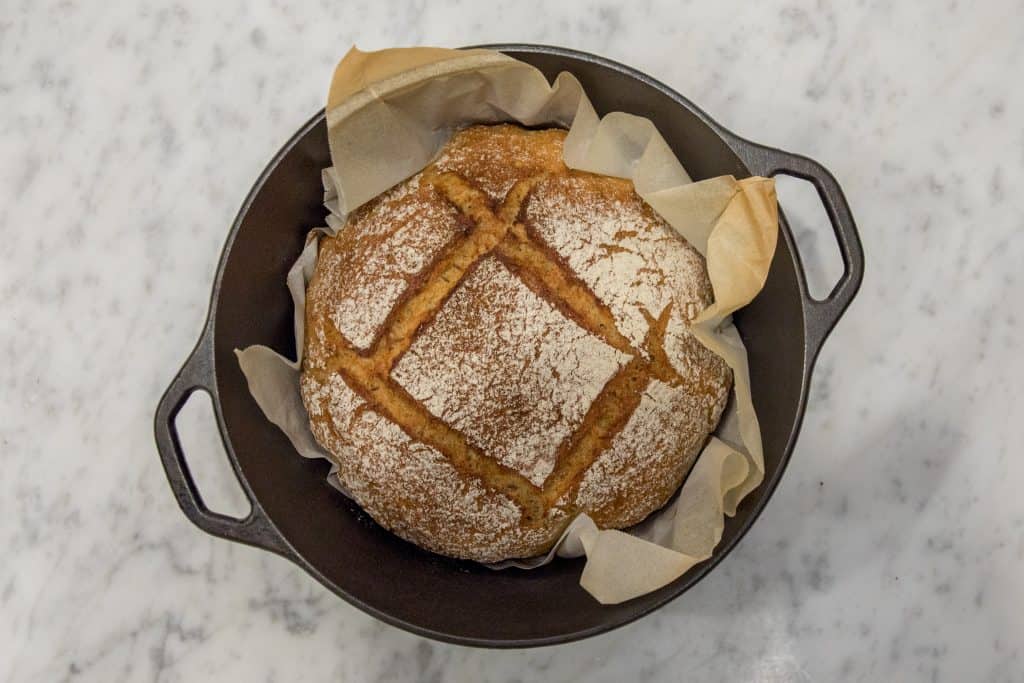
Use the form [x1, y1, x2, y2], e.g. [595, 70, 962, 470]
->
[155, 44, 864, 647]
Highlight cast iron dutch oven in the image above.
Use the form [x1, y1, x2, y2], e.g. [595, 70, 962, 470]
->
[155, 45, 863, 647]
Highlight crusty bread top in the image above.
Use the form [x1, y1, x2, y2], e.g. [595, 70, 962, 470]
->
[300, 124, 731, 561]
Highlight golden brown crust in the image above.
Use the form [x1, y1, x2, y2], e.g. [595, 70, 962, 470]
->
[300, 124, 731, 562]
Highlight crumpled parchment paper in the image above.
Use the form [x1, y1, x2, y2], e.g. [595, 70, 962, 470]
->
[237, 46, 778, 605]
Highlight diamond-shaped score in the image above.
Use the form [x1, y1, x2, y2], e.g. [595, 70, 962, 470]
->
[392, 256, 630, 487]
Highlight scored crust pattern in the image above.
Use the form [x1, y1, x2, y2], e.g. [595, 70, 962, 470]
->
[302, 125, 731, 561]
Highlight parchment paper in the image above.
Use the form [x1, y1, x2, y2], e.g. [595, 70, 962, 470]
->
[237, 47, 778, 605]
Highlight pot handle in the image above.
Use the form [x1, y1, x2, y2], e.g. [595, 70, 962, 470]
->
[740, 142, 865, 356]
[154, 323, 292, 558]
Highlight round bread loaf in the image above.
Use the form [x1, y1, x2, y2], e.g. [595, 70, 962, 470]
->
[300, 124, 731, 562]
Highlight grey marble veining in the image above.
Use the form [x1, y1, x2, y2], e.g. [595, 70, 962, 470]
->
[2, 1, 1022, 680]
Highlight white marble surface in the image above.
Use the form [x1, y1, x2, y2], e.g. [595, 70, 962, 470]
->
[3, 1, 1022, 680]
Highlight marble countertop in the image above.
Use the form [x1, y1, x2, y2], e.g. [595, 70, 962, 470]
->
[3, 1, 1022, 680]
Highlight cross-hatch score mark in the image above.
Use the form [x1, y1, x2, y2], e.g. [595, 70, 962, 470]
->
[311, 170, 691, 525]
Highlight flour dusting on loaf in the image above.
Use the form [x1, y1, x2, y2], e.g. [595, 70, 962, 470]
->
[526, 175, 711, 352]
[394, 256, 629, 487]
[302, 368, 571, 560]
[301, 124, 731, 562]
[312, 178, 463, 350]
